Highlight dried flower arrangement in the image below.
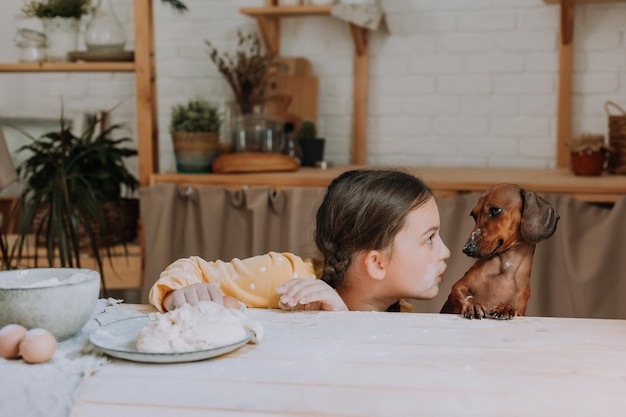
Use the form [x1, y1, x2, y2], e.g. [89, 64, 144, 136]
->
[205, 30, 275, 115]
[568, 133, 613, 153]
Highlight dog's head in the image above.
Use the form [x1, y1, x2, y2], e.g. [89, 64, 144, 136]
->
[462, 184, 560, 258]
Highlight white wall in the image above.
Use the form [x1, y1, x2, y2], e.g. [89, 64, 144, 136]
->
[1, 0, 626, 175]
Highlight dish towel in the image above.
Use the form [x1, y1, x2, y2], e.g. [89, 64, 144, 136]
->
[331, 1, 384, 31]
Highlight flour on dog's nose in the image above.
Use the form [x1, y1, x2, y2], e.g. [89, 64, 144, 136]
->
[503, 260, 512, 270]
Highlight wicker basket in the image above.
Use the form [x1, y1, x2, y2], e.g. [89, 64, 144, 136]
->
[605, 101, 626, 175]
[32, 198, 139, 250]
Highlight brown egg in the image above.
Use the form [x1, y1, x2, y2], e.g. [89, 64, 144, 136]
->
[19, 328, 57, 364]
[0, 324, 28, 359]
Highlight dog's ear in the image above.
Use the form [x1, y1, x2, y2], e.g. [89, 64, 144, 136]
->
[520, 190, 560, 244]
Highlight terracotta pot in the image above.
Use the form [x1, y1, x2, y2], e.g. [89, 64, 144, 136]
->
[570, 149, 606, 176]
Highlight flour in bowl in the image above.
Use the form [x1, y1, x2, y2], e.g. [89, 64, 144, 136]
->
[136, 301, 263, 353]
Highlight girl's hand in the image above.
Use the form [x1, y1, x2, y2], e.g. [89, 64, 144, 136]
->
[165, 283, 243, 311]
[277, 279, 348, 311]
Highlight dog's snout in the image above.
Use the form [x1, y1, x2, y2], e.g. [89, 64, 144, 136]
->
[463, 241, 478, 256]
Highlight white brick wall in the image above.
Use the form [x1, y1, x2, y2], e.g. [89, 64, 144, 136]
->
[1, 0, 626, 174]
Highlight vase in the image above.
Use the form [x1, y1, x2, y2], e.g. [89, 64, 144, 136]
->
[232, 105, 285, 153]
[172, 132, 220, 173]
[84, 0, 126, 51]
[41, 17, 80, 62]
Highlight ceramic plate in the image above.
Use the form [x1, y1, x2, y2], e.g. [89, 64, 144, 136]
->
[89, 316, 253, 364]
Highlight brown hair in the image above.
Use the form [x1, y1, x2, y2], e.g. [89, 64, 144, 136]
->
[315, 169, 433, 289]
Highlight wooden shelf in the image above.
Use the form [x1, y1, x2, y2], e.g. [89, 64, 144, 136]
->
[151, 166, 626, 203]
[240, 5, 333, 17]
[0, 0, 158, 187]
[545, 0, 626, 167]
[0, 62, 135, 72]
[240, 4, 369, 165]
[544, 0, 625, 4]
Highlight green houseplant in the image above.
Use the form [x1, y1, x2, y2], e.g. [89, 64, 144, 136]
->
[0, 108, 139, 291]
[170, 97, 222, 173]
[20, 1, 187, 61]
[297, 120, 325, 167]
[20, 0, 93, 19]
[20, 0, 93, 61]
[20, 0, 187, 18]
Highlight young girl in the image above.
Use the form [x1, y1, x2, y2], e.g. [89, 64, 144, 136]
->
[149, 169, 450, 313]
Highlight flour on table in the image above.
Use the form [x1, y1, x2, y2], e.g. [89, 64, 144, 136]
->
[136, 301, 263, 353]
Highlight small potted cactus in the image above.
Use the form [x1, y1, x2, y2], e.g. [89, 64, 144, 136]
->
[296, 120, 325, 167]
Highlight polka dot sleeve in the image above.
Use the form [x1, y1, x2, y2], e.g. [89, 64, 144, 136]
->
[149, 252, 317, 311]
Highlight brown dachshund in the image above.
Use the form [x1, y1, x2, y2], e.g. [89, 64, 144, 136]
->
[440, 184, 560, 319]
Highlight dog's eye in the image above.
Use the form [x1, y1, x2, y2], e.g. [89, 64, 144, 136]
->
[488, 207, 502, 218]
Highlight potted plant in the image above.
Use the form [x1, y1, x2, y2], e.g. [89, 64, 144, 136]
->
[0, 107, 139, 292]
[20, 0, 94, 62]
[297, 120, 325, 167]
[20, 1, 188, 61]
[567, 133, 612, 176]
[170, 97, 222, 173]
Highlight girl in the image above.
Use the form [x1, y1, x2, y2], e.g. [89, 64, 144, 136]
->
[149, 169, 450, 312]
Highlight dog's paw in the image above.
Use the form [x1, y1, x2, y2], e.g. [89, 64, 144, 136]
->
[461, 301, 488, 320]
[489, 303, 517, 320]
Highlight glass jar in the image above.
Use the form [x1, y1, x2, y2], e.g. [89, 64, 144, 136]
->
[16, 40, 47, 63]
[233, 106, 284, 153]
[14, 29, 47, 63]
[84, 0, 127, 51]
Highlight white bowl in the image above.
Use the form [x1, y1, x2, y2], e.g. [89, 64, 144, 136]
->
[0, 268, 100, 340]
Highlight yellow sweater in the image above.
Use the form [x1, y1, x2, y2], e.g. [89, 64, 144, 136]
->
[149, 252, 317, 312]
[149, 251, 415, 313]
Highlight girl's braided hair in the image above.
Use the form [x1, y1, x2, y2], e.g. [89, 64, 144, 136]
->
[315, 169, 433, 289]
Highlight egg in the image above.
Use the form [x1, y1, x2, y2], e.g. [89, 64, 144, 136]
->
[0, 324, 28, 359]
[19, 328, 57, 364]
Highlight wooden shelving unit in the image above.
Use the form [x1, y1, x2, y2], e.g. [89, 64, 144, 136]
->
[544, 0, 626, 167]
[240, 3, 370, 164]
[0, 0, 157, 291]
[0, 0, 159, 187]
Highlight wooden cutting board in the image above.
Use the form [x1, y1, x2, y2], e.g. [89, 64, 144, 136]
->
[265, 57, 318, 127]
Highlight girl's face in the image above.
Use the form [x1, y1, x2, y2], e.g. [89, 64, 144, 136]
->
[384, 197, 450, 300]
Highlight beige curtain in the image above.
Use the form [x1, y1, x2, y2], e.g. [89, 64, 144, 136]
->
[140, 184, 626, 319]
[0, 125, 17, 191]
[139, 184, 326, 302]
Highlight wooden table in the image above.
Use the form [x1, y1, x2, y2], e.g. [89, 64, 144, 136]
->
[152, 166, 626, 203]
[72, 307, 626, 417]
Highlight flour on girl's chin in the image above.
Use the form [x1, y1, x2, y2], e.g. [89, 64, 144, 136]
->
[136, 301, 263, 354]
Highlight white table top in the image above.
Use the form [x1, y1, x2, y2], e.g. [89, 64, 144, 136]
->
[69, 305, 626, 417]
